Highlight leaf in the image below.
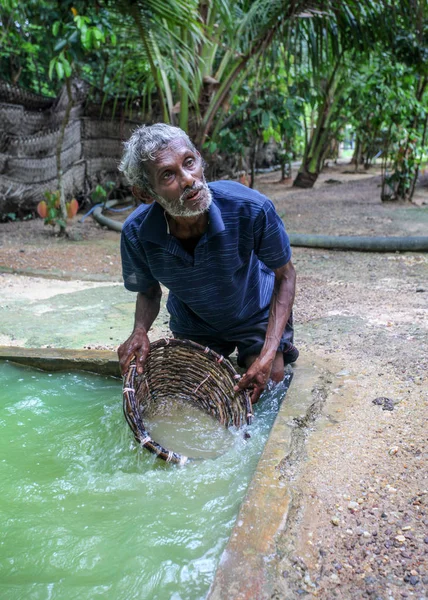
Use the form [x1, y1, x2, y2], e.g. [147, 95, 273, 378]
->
[52, 21, 60, 37]
[37, 201, 47, 219]
[261, 110, 271, 129]
[68, 31, 79, 45]
[54, 39, 67, 53]
[60, 55, 72, 77]
[82, 28, 91, 50]
[66, 198, 79, 218]
[48, 58, 56, 80]
[63, 61, 72, 77]
[55, 61, 64, 80]
[79, 24, 88, 40]
[93, 28, 104, 41]
[95, 184, 107, 198]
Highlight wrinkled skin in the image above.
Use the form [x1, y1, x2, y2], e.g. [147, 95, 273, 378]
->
[118, 327, 150, 376]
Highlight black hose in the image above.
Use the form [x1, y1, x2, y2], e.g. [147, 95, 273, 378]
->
[289, 233, 428, 252]
[92, 204, 428, 252]
[92, 200, 124, 232]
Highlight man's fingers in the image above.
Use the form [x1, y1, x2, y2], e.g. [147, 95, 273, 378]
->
[135, 348, 146, 374]
[118, 330, 150, 376]
[234, 372, 251, 391]
[251, 385, 263, 405]
[119, 351, 133, 376]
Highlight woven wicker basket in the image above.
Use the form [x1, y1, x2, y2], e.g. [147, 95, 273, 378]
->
[123, 338, 253, 465]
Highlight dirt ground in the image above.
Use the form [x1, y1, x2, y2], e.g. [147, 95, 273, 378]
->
[0, 164, 427, 599]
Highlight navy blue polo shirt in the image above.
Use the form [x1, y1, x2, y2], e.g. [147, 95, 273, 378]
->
[121, 181, 291, 337]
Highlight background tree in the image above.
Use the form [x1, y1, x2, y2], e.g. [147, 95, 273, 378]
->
[1, 0, 427, 212]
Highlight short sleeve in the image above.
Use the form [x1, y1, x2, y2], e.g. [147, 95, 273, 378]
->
[253, 199, 291, 269]
[120, 229, 158, 292]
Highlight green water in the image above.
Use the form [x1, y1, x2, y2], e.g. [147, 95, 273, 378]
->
[0, 362, 289, 600]
[144, 400, 234, 460]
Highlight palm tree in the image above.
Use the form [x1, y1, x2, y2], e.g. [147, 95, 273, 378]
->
[112, 0, 386, 148]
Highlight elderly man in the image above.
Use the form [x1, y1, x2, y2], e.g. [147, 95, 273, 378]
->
[118, 123, 297, 404]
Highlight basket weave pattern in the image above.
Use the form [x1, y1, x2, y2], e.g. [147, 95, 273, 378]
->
[123, 338, 252, 465]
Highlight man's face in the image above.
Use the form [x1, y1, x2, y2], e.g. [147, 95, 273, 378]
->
[146, 138, 212, 218]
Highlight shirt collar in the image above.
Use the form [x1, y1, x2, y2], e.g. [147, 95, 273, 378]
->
[138, 196, 225, 244]
[138, 202, 169, 244]
[206, 198, 225, 238]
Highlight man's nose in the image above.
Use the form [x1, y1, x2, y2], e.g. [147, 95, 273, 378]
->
[180, 168, 195, 188]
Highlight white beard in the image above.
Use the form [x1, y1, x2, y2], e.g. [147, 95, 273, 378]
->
[155, 183, 212, 218]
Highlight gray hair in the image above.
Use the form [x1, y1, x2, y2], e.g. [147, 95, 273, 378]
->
[119, 123, 197, 194]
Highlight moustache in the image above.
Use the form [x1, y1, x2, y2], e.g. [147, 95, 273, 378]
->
[180, 184, 205, 203]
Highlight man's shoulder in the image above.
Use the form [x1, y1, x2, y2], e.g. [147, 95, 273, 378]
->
[122, 203, 152, 236]
[208, 180, 269, 208]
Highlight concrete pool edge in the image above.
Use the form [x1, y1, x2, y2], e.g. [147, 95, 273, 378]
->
[0, 265, 121, 282]
[0, 346, 120, 378]
[207, 359, 320, 600]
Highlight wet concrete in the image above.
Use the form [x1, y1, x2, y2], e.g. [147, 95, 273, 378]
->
[0, 346, 119, 377]
[208, 359, 324, 599]
[0, 264, 120, 282]
[0, 274, 170, 348]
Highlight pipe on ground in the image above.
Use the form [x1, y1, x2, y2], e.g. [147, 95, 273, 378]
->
[92, 200, 123, 232]
[92, 204, 428, 252]
[289, 233, 428, 252]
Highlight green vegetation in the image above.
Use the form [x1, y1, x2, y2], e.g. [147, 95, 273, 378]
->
[36, 191, 78, 232]
[1, 0, 427, 202]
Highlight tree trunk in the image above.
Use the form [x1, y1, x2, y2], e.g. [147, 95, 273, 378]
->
[409, 113, 428, 201]
[293, 57, 344, 189]
[249, 139, 258, 189]
[56, 78, 74, 235]
[350, 136, 362, 168]
[293, 170, 319, 188]
[293, 122, 331, 188]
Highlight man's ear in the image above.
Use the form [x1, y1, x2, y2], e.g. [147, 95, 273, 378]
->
[131, 186, 155, 205]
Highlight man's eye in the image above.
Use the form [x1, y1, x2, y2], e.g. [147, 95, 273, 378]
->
[185, 158, 195, 167]
[162, 171, 173, 180]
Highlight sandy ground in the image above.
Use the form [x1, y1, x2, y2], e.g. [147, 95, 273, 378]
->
[0, 164, 427, 599]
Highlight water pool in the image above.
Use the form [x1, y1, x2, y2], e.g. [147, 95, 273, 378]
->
[0, 362, 290, 600]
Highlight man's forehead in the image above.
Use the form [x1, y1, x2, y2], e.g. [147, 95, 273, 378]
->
[153, 138, 195, 166]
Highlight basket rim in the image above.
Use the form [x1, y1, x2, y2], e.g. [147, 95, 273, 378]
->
[122, 337, 252, 465]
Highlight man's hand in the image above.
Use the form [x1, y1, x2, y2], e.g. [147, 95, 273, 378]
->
[118, 327, 150, 375]
[233, 354, 274, 405]
[118, 287, 162, 376]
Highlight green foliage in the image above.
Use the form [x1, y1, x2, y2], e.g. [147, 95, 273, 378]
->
[37, 191, 66, 230]
[346, 46, 428, 200]
[0, 1, 118, 95]
[48, 7, 114, 83]
[1, 0, 427, 201]
[37, 192, 79, 230]
[0, 212, 33, 223]
[210, 54, 305, 181]
[90, 181, 116, 205]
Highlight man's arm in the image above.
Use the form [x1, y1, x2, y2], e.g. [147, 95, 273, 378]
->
[235, 260, 296, 402]
[261, 260, 296, 359]
[118, 283, 162, 375]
